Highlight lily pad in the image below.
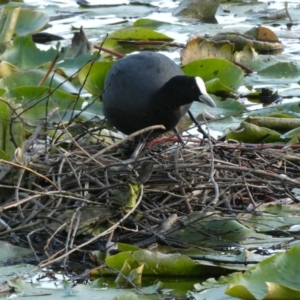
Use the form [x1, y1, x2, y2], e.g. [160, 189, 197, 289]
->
[226, 244, 300, 299]
[15, 8, 49, 36]
[226, 122, 282, 143]
[182, 58, 244, 91]
[78, 61, 114, 95]
[108, 27, 173, 41]
[0, 35, 59, 70]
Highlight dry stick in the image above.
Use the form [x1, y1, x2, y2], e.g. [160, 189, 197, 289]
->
[0, 220, 42, 238]
[38, 53, 60, 87]
[284, 2, 293, 23]
[0, 108, 59, 182]
[151, 163, 300, 187]
[0, 190, 92, 212]
[12, 108, 60, 219]
[0, 160, 58, 189]
[15, 167, 26, 220]
[174, 146, 193, 213]
[93, 45, 125, 58]
[27, 228, 44, 262]
[203, 117, 219, 207]
[63, 207, 82, 268]
[25, 107, 59, 151]
[38, 184, 144, 268]
[44, 222, 68, 257]
[84, 125, 166, 164]
[244, 183, 257, 207]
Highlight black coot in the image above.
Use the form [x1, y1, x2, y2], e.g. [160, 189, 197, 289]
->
[102, 51, 216, 135]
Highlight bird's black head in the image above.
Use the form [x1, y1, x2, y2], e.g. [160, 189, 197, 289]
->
[160, 75, 216, 108]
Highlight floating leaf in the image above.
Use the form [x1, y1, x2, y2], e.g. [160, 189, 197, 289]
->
[281, 127, 300, 139]
[0, 35, 58, 70]
[182, 58, 244, 91]
[0, 70, 78, 93]
[226, 122, 281, 143]
[78, 61, 114, 95]
[0, 6, 20, 43]
[181, 38, 234, 65]
[173, 0, 219, 22]
[0, 60, 19, 79]
[0, 99, 23, 159]
[226, 244, 300, 299]
[133, 18, 170, 29]
[15, 9, 49, 35]
[5, 86, 85, 124]
[245, 26, 280, 43]
[108, 27, 173, 41]
[205, 78, 234, 93]
[258, 62, 300, 78]
[213, 30, 283, 53]
[246, 116, 300, 132]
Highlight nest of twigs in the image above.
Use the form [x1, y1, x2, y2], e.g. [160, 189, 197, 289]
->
[1, 121, 300, 268]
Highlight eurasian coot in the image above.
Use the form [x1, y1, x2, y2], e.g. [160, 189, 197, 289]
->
[102, 51, 216, 136]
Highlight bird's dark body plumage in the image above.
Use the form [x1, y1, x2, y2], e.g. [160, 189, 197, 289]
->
[102, 51, 215, 135]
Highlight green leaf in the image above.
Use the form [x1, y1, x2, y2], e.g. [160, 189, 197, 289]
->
[0, 99, 24, 158]
[133, 18, 170, 29]
[205, 78, 234, 93]
[106, 249, 203, 276]
[182, 58, 244, 91]
[15, 9, 49, 36]
[281, 127, 300, 139]
[0, 6, 20, 43]
[258, 62, 300, 78]
[0, 70, 78, 93]
[245, 116, 300, 132]
[226, 244, 300, 299]
[78, 61, 114, 95]
[5, 86, 86, 124]
[0, 35, 58, 70]
[108, 27, 173, 41]
[226, 122, 281, 143]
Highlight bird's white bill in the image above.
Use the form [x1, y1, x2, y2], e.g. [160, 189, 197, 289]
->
[199, 93, 216, 108]
[195, 77, 216, 108]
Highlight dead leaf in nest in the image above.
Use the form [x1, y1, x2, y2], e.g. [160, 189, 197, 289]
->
[130, 161, 154, 185]
[110, 183, 140, 210]
[47, 206, 117, 233]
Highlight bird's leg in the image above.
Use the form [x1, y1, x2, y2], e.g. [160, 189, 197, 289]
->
[173, 127, 185, 145]
[188, 109, 210, 140]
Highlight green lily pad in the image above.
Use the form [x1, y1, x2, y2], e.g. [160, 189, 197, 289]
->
[0, 6, 20, 43]
[226, 244, 300, 299]
[78, 61, 114, 95]
[205, 78, 234, 93]
[133, 18, 171, 29]
[0, 70, 78, 94]
[182, 58, 244, 91]
[226, 121, 281, 143]
[5, 86, 85, 124]
[0, 35, 59, 70]
[0, 99, 23, 158]
[258, 62, 300, 78]
[15, 9, 49, 36]
[108, 26, 173, 41]
[281, 127, 300, 139]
